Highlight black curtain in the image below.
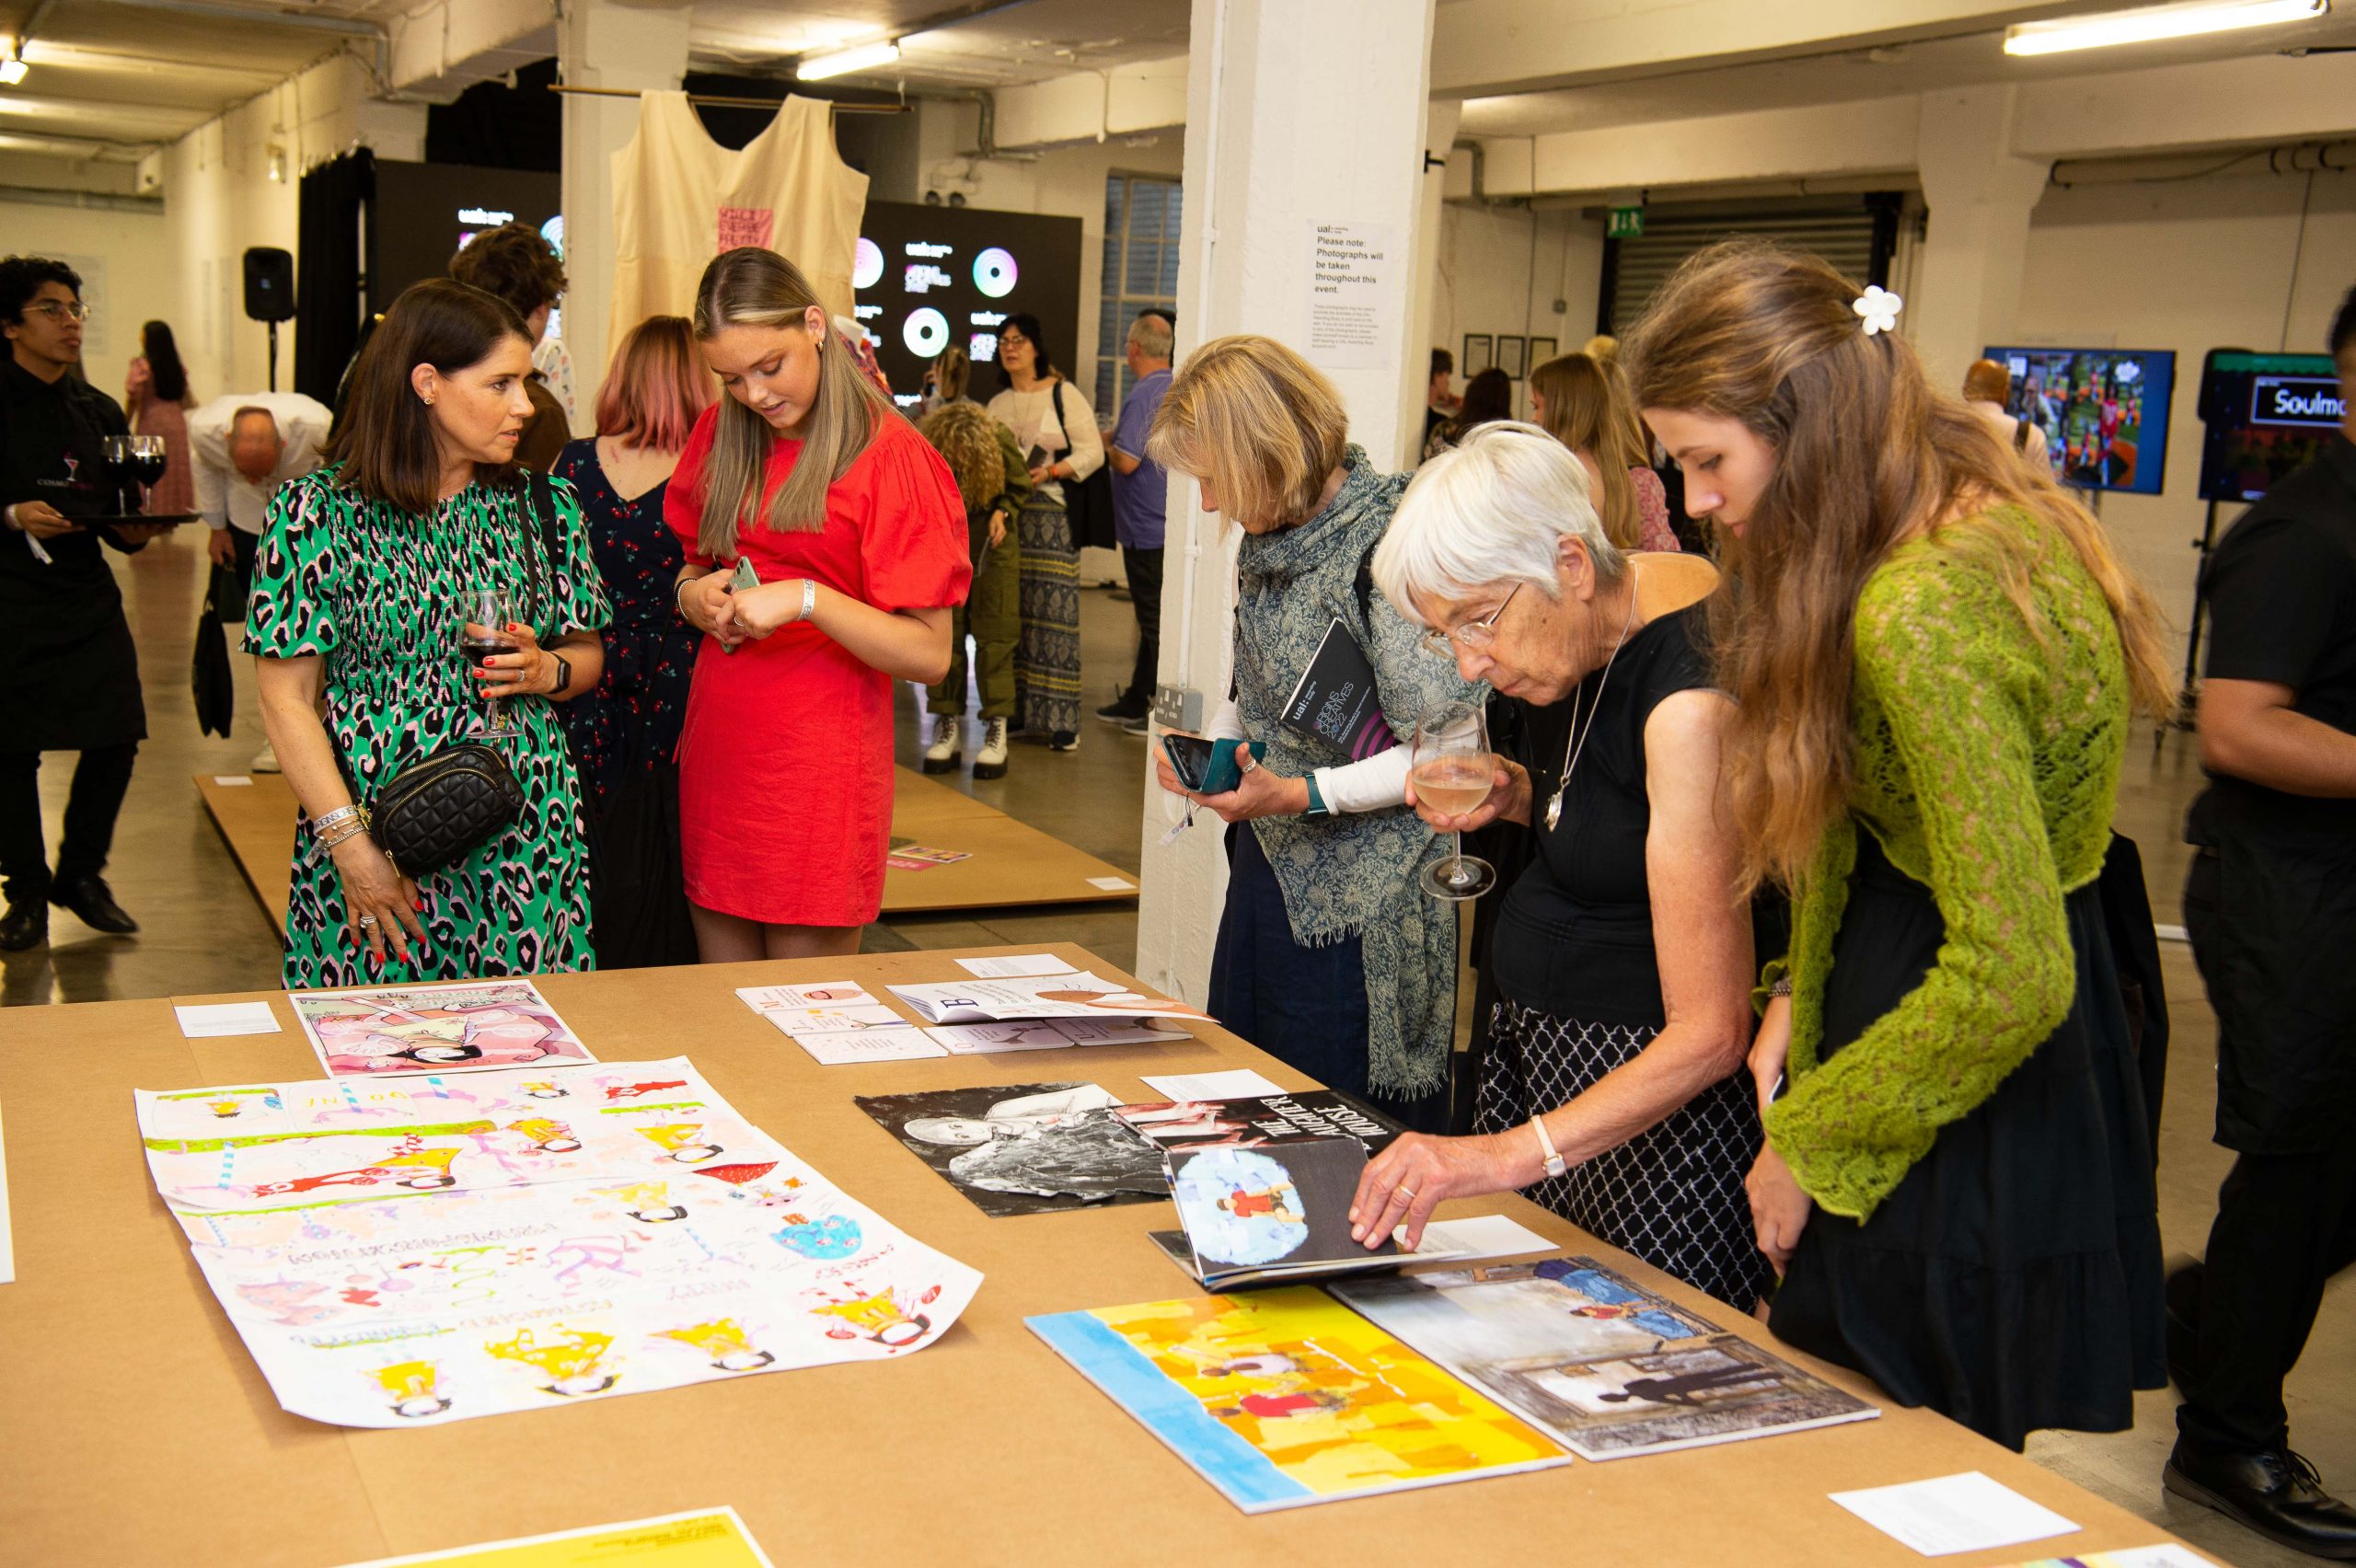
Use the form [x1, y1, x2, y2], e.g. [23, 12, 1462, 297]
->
[294, 148, 374, 407]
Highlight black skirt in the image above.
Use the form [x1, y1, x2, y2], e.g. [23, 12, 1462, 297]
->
[1767, 830, 2167, 1449]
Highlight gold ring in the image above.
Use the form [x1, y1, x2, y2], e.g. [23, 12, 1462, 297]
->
[1398, 1186, 1417, 1199]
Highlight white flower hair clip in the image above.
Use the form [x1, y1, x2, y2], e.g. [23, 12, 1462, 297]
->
[1854, 285, 1903, 338]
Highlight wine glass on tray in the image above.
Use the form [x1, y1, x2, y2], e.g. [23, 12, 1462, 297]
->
[128, 434, 168, 511]
[1410, 698, 1499, 901]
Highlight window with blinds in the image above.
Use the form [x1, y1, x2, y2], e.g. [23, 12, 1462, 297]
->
[1605, 200, 1893, 334]
[1096, 173, 1183, 414]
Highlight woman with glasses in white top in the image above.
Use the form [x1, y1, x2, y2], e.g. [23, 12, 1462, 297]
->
[1345, 421, 1773, 1314]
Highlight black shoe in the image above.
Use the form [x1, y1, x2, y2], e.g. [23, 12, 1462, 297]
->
[50, 872, 138, 935]
[1049, 730, 1080, 754]
[1095, 694, 1147, 726]
[0, 902, 46, 951]
[2165, 1253, 2203, 1394]
[2165, 1440, 2356, 1559]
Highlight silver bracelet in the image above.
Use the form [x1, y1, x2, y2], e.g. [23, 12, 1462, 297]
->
[794, 578, 817, 623]
[310, 804, 362, 834]
[309, 820, 369, 863]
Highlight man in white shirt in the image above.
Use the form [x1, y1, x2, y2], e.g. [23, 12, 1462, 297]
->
[189, 391, 330, 770]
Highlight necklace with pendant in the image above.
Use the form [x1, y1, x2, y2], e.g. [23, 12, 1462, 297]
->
[1544, 569, 1643, 833]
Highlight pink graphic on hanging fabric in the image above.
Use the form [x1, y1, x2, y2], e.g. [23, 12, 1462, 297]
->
[717, 207, 776, 249]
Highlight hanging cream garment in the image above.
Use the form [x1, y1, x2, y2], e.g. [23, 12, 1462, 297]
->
[608, 91, 870, 363]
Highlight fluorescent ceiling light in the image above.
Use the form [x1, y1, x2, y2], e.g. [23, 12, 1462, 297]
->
[0, 57, 25, 86]
[2004, 0, 2327, 55]
[796, 40, 900, 81]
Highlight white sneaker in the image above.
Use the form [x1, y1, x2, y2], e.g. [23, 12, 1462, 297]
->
[250, 742, 281, 773]
[973, 718, 1010, 780]
[920, 712, 962, 774]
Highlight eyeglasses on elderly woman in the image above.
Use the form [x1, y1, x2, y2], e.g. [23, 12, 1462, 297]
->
[1417, 581, 1524, 659]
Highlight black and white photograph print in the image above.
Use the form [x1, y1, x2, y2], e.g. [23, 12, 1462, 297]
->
[855, 1081, 1169, 1217]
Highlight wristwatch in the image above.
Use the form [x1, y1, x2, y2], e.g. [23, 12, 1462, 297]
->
[1530, 1114, 1566, 1180]
[548, 652, 572, 695]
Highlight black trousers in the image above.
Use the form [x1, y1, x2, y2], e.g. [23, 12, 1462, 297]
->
[2179, 849, 2356, 1451]
[0, 744, 139, 905]
[1121, 543, 1162, 707]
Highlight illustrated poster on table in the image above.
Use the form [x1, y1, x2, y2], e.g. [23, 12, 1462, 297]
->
[289, 978, 594, 1078]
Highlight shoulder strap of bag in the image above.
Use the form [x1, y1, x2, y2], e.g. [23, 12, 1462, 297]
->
[2014, 417, 2032, 452]
[516, 473, 559, 627]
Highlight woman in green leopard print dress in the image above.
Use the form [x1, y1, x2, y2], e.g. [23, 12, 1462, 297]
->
[247, 281, 611, 990]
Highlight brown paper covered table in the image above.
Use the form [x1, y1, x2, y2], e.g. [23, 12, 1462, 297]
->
[0, 945, 2200, 1566]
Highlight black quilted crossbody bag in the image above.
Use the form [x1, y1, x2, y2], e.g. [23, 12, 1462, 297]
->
[366, 476, 560, 876]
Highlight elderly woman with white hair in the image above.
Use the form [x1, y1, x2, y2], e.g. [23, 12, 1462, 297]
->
[1345, 421, 1773, 1311]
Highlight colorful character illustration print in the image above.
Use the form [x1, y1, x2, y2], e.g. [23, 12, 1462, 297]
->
[483, 1324, 619, 1397]
[655, 1319, 775, 1372]
[374, 1360, 451, 1418]
[237, 1275, 341, 1326]
[810, 1283, 943, 1348]
[248, 1136, 462, 1196]
[636, 1123, 723, 1165]
[311, 998, 581, 1076]
[605, 1182, 687, 1224]
[518, 1080, 571, 1100]
[770, 1213, 862, 1260]
[604, 1079, 687, 1101]
[506, 1117, 583, 1154]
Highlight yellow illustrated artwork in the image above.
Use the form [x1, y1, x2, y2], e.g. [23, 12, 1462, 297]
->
[483, 1325, 619, 1398]
[654, 1319, 775, 1372]
[373, 1359, 452, 1419]
[1091, 1288, 1562, 1498]
[505, 1118, 582, 1154]
[635, 1123, 723, 1164]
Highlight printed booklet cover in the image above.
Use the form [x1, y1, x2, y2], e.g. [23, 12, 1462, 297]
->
[1028, 1286, 1569, 1514]
[290, 978, 594, 1079]
[1164, 1137, 1393, 1288]
[1331, 1257, 1877, 1460]
[1280, 616, 1396, 760]
[1115, 1091, 1403, 1156]
[854, 1081, 1167, 1216]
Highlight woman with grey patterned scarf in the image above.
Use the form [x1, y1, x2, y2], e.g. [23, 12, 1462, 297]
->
[1145, 335, 1476, 1132]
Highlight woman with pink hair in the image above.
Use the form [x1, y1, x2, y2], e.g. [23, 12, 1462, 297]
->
[553, 315, 714, 968]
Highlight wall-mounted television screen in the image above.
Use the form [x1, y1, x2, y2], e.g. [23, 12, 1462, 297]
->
[1985, 345, 2177, 496]
[852, 202, 1083, 409]
[2196, 350, 2345, 502]
[372, 160, 563, 315]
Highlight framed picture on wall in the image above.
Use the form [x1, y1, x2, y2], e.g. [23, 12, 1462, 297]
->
[1462, 334, 1493, 375]
[1528, 336, 1558, 368]
[1496, 336, 1528, 380]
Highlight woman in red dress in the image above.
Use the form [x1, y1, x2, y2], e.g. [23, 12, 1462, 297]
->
[668, 248, 970, 961]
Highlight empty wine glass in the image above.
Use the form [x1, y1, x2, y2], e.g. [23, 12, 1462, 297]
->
[461, 585, 520, 739]
[1411, 698, 1499, 901]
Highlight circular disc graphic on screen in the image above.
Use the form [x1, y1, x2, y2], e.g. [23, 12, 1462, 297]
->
[973, 247, 1019, 299]
[1170, 1147, 1309, 1268]
[903, 307, 951, 359]
[852, 236, 884, 291]
[539, 214, 565, 260]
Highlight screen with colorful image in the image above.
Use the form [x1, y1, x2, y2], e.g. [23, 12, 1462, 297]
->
[2196, 350, 2345, 502]
[852, 202, 1083, 409]
[1987, 345, 2177, 496]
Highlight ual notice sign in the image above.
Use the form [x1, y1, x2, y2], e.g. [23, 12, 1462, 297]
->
[1306, 220, 1399, 370]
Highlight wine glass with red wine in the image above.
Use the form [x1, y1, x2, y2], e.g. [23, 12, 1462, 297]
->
[462, 586, 521, 739]
[100, 434, 140, 513]
[128, 434, 168, 509]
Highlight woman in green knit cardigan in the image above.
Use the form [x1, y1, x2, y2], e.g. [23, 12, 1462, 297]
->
[1625, 242, 2177, 1450]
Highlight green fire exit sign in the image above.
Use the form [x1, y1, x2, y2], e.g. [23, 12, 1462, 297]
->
[1608, 205, 1645, 239]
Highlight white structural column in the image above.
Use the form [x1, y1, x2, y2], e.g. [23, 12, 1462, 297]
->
[1132, 0, 1439, 1003]
[1911, 86, 2050, 391]
[558, 0, 690, 430]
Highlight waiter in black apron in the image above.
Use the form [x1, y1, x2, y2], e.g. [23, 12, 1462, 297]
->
[0, 256, 167, 950]
[2167, 284, 2356, 1560]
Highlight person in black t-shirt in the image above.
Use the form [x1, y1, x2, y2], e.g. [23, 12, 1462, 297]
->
[0, 256, 169, 950]
[2168, 283, 2356, 1560]
[1346, 421, 1771, 1313]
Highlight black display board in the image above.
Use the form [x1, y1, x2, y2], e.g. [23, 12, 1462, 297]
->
[2196, 350, 2345, 502]
[852, 201, 1083, 406]
[370, 160, 564, 314]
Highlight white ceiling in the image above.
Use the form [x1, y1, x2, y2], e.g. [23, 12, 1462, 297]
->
[1457, 4, 2356, 136]
[691, 0, 1189, 88]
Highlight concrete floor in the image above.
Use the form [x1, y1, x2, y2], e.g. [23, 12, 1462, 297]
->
[13, 528, 2353, 1566]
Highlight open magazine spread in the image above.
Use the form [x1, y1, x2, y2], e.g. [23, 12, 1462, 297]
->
[1331, 1258, 1878, 1459]
[135, 1057, 981, 1427]
[1164, 1138, 1395, 1287]
[885, 972, 1208, 1026]
[1029, 1286, 1569, 1513]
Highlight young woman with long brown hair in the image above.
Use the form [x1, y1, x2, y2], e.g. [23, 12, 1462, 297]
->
[669, 248, 968, 962]
[1625, 242, 2175, 1449]
[1528, 352, 1680, 554]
